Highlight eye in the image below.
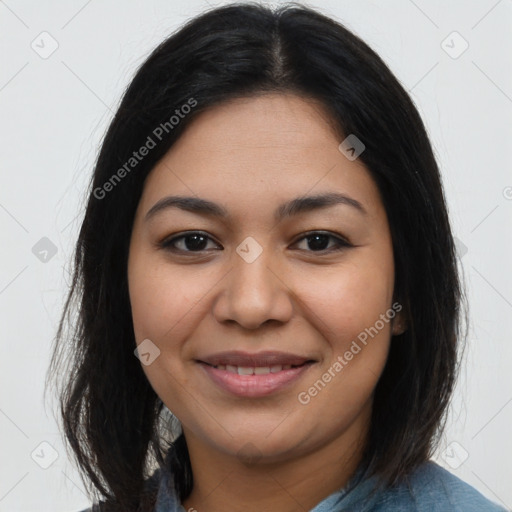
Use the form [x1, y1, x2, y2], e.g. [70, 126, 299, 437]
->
[292, 231, 351, 253]
[160, 231, 221, 253]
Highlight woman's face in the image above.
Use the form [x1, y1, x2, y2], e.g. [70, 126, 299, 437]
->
[128, 93, 403, 465]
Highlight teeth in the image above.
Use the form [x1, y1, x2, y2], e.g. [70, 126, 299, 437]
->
[274, 364, 292, 372]
[254, 366, 271, 375]
[213, 364, 295, 374]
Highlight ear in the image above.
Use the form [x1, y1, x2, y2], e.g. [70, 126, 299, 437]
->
[391, 309, 407, 336]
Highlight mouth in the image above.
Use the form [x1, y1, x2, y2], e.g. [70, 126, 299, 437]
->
[196, 359, 316, 397]
[200, 361, 313, 374]
[196, 350, 316, 368]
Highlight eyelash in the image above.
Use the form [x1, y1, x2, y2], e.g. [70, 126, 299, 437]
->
[159, 230, 352, 255]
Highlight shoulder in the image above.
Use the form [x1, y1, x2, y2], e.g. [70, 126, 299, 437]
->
[372, 461, 507, 512]
[71, 467, 165, 512]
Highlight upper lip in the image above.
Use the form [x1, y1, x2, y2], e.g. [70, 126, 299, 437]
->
[197, 351, 315, 367]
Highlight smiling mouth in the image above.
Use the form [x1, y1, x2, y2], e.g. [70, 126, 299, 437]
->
[202, 361, 313, 375]
[197, 360, 316, 397]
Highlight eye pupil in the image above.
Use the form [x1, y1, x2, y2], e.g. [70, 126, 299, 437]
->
[185, 234, 208, 251]
[307, 234, 329, 251]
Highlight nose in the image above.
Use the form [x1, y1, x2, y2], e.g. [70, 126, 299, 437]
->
[211, 246, 294, 330]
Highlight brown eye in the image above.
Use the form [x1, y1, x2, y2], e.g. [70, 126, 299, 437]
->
[160, 232, 221, 253]
[292, 231, 351, 253]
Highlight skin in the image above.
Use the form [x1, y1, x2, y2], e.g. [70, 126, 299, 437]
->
[127, 93, 406, 512]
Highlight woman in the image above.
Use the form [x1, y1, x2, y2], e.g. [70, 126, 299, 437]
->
[47, 2, 506, 511]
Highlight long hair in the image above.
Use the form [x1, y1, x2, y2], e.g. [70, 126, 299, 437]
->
[46, 2, 465, 510]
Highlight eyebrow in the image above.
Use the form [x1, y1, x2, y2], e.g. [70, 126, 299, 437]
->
[144, 192, 367, 223]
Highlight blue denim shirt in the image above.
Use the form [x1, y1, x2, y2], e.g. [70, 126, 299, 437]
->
[79, 460, 507, 511]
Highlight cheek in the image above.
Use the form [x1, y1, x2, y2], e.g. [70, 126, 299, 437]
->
[295, 254, 395, 420]
[127, 255, 203, 407]
[128, 254, 211, 343]
[304, 256, 395, 344]
[127, 254, 224, 400]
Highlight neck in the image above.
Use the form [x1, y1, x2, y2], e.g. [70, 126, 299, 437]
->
[180, 404, 371, 512]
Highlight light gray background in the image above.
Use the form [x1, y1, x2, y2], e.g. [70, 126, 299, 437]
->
[1, 0, 511, 510]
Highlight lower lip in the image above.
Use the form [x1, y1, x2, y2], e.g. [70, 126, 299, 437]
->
[198, 362, 315, 398]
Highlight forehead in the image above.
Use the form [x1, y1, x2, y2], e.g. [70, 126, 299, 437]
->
[137, 93, 385, 224]
[170, 93, 343, 157]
